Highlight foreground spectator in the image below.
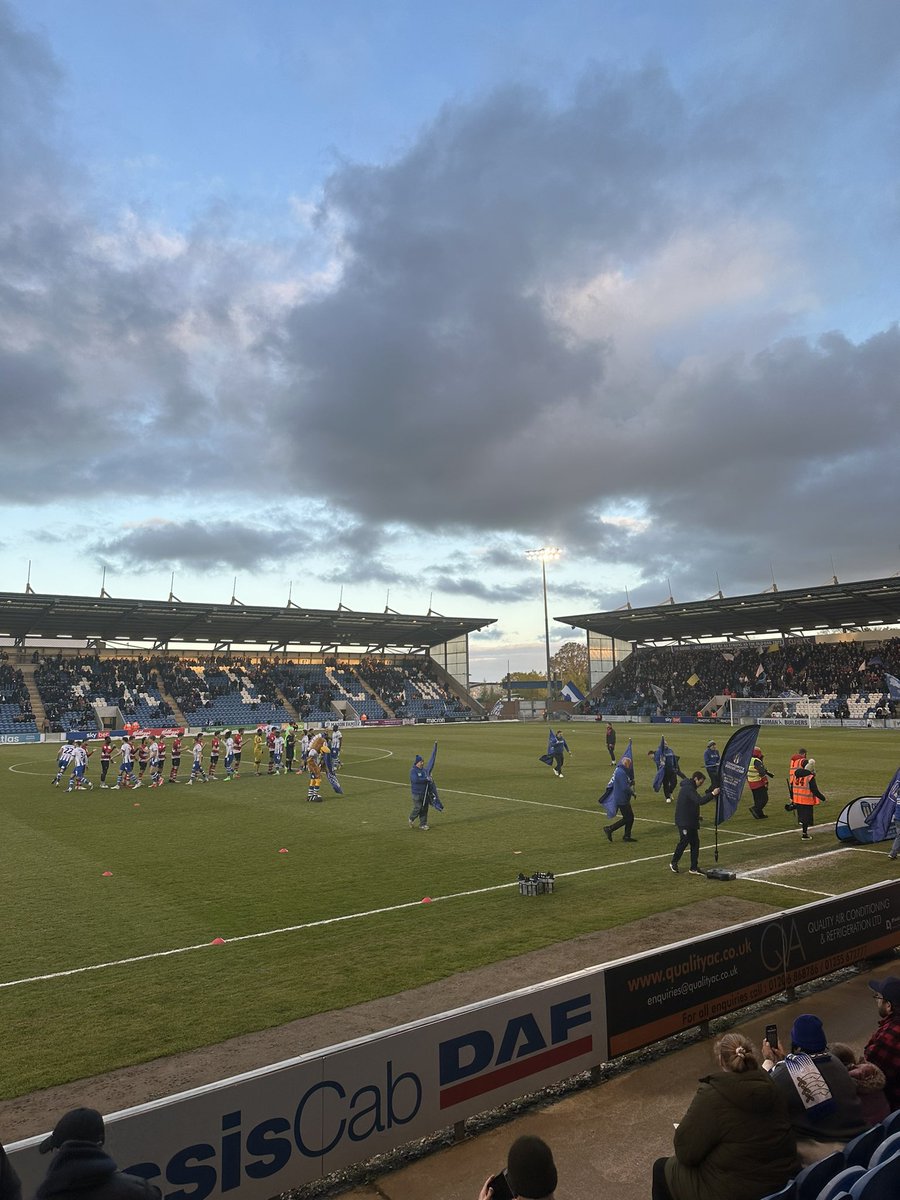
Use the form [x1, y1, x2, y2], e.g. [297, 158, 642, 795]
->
[0, 1139, 21, 1200]
[865, 976, 900, 1110]
[831, 1042, 891, 1124]
[35, 1107, 160, 1200]
[479, 1135, 557, 1200]
[653, 1032, 797, 1200]
[764, 1015, 866, 1163]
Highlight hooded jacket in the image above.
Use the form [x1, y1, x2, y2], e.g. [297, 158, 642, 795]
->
[664, 1068, 798, 1200]
[35, 1141, 160, 1200]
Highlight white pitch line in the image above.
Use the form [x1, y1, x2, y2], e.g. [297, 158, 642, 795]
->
[738, 878, 835, 897]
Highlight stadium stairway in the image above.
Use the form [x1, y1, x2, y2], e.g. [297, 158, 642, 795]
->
[357, 673, 396, 717]
[150, 671, 186, 728]
[18, 661, 47, 729]
[273, 685, 301, 724]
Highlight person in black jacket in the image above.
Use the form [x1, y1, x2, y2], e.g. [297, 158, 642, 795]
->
[670, 771, 719, 876]
[0, 1139, 21, 1200]
[35, 1108, 160, 1200]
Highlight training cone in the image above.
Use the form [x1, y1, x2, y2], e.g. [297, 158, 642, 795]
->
[422, 896, 432, 904]
[210, 937, 226, 945]
[278, 847, 289, 854]
[102, 870, 113, 877]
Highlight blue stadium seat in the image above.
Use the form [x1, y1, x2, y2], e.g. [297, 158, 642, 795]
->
[847, 1152, 900, 1199]
[844, 1127, 885, 1169]
[880, 1110, 900, 1138]
[795, 1154, 846, 1200]
[761, 1182, 795, 1200]
[816, 1168, 865, 1200]
[867, 1131, 900, 1168]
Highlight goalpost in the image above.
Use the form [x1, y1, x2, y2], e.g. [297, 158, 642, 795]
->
[714, 695, 814, 728]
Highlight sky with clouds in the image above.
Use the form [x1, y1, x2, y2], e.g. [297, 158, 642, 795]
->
[2, 0, 899, 677]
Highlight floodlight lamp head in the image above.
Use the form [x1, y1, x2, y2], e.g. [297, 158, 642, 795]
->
[525, 546, 562, 563]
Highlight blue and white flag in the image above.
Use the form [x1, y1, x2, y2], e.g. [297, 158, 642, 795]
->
[561, 681, 585, 702]
[324, 752, 343, 794]
[716, 724, 760, 824]
[651, 683, 666, 707]
[490, 699, 503, 717]
[864, 767, 900, 842]
[885, 673, 900, 701]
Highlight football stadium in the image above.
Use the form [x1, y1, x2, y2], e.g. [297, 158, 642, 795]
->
[3, 579, 900, 1200]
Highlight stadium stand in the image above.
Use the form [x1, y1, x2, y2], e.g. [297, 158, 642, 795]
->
[165, 660, 292, 727]
[586, 638, 900, 719]
[356, 655, 471, 720]
[33, 655, 174, 733]
[25, 650, 478, 731]
[0, 661, 38, 734]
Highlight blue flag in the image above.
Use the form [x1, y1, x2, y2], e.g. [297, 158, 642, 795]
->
[618, 739, 634, 782]
[865, 767, 900, 842]
[716, 724, 760, 824]
[885, 674, 900, 701]
[651, 736, 667, 792]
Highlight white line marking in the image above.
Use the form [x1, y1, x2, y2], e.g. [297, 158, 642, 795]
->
[738, 878, 835, 897]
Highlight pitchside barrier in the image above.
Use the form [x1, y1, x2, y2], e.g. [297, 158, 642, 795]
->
[9, 881, 900, 1199]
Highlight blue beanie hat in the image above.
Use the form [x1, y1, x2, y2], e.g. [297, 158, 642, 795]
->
[791, 1014, 827, 1052]
[414, 754, 424, 764]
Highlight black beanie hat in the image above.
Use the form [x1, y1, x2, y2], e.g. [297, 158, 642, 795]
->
[506, 1135, 558, 1199]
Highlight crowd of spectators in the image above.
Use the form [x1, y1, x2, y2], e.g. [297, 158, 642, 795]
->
[33, 654, 173, 732]
[585, 638, 900, 717]
[0, 663, 32, 722]
[23, 650, 473, 729]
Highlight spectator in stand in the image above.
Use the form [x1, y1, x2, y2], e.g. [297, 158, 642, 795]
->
[763, 1014, 866, 1163]
[0, 1139, 20, 1200]
[747, 748, 773, 820]
[35, 1107, 160, 1200]
[864, 976, 900, 1110]
[652, 1032, 797, 1200]
[831, 1042, 891, 1124]
[479, 1135, 557, 1200]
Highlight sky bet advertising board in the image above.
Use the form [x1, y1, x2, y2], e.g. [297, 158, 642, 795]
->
[9, 971, 605, 1200]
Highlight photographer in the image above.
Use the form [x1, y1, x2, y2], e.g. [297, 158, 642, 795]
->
[479, 1136, 557, 1200]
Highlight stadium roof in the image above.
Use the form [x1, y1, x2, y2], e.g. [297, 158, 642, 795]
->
[558, 576, 900, 645]
[0, 591, 495, 653]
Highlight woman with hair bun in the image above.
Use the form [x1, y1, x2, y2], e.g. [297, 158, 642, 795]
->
[652, 1033, 799, 1200]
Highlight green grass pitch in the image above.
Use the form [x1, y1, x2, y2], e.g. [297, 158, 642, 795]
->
[1, 720, 896, 1098]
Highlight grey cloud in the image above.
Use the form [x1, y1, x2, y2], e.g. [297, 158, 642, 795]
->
[87, 520, 307, 573]
[3, 0, 900, 616]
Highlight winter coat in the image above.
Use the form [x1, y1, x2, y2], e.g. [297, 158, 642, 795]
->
[848, 1060, 890, 1125]
[664, 1068, 798, 1200]
[673, 778, 714, 831]
[35, 1142, 160, 1200]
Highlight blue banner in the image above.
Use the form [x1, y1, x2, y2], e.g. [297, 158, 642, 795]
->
[885, 673, 900, 701]
[865, 767, 900, 842]
[0, 732, 41, 744]
[716, 724, 760, 824]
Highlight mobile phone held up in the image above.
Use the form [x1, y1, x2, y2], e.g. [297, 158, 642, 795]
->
[765, 1023, 778, 1049]
[488, 1171, 514, 1200]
